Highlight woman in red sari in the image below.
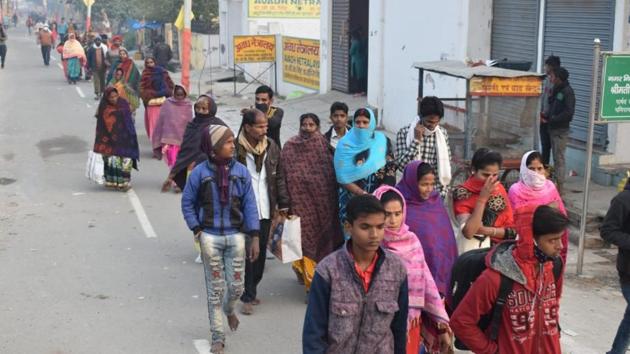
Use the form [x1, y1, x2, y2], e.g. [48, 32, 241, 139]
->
[281, 113, 344, 293]
[453, 148, 516, 253]
[140, 56, 174, 140]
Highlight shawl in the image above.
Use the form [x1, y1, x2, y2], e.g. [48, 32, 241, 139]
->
[453, 175, 515, 244]
[140, 64, 175, 105]
[170, 115, 227, 189]
[237, 133, 269, 173]
[93, 88, 139, 161]
[62, 38, 86, 59]
[116, 56, 141, 93]
[509, 151, 568, 262]
[373, 186, 449, 328]
[405, 117, 452, 187]
[334, 108, 387, 184]
[281, 131, 343, 262]
[396, 160, 458, 296]
[151, 85, 193, 158]
[109, 79, 140, 112]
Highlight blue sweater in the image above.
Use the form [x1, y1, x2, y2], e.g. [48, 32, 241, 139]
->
[181, 159, 260, 237]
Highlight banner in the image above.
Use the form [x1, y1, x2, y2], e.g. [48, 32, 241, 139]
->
[600, 55, 630, 121]
[282, 36, 320, 90]
[469, 76, 542, 97]
[234, 35, 276, 64]
[248, 0, 320, 18]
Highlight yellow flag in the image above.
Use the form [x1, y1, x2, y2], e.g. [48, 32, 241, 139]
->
[83, 0, 95, 6]
[174, 5, 194, 31]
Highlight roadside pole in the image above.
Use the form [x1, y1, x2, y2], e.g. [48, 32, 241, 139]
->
[577, 38, 601, 276]
[83, 0, 94, 32]
[181, 0, 192, 91]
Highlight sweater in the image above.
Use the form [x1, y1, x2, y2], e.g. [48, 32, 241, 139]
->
[601, 189, 630, 284]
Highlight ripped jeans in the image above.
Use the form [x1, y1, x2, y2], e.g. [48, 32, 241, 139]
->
[199, 232, 246, 344]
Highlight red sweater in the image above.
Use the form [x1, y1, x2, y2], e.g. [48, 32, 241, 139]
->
[451, 226, 562, 354]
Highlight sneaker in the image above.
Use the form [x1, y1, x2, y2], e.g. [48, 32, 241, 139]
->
[195, 254, 202, 264]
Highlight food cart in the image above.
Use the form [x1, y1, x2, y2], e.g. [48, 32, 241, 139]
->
[413, 60, 545, 187]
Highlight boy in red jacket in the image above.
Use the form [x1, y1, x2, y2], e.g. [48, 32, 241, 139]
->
[451, 205, 567, 353]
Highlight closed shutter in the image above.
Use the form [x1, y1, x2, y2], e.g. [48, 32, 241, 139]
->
[331, 0, 350, 92]
[491, 0, 539, 68]
[544, 0, 614, 147]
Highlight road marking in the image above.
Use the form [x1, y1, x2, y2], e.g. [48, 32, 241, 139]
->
[127, 189, 158, 238]
[86, 103, 93, 109]
[75, 87, 85, 98]
[57, 63, 63, 69]
[193, 339, 211, 354]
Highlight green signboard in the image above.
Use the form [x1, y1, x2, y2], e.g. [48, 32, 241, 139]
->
[600, 55, 630, 121]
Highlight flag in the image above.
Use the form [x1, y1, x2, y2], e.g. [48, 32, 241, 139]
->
[174, 5, 194, 31]
[83, 0, 95, 6]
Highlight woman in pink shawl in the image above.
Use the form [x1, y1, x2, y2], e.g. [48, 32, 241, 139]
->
[509, 150, 568, 263]
[151, 85, 193, 175]
[373, 186, 451, 354]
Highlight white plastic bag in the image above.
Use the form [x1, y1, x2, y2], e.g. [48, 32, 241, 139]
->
[269, 216, 302, 264]
[85, 151, 104, 185]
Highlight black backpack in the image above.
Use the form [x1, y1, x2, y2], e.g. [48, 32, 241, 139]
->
[449, 242, 563, 351]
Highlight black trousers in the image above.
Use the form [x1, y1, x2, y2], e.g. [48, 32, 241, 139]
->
[540, 122, 552, 165]
[241, 219, 271, 303]
[41, 45, 51, 65]
[0, 44, 7, 67]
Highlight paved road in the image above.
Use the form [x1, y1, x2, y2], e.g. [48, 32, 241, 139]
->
[0, 26, 304, 354]
[1, 25, 628, 354]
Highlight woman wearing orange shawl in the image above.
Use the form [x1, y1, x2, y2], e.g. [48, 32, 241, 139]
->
[453, 148, 516, 252]
[62, 33, 86, 84]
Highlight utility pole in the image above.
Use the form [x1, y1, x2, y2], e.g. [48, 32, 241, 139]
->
[181, 0, 192, 91]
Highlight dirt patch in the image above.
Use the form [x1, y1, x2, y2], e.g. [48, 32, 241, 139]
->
[0, 177, 16, 185]
[3, 153, 14, 161]
[36, 135, 88, 158]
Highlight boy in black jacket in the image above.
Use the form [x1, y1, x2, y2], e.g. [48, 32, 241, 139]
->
[601, 179, 630, 354]
[542, 66, 575, 194]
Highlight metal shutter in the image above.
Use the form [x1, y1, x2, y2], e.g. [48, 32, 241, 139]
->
[491, 0, 540, 67]
[331, 0, 350, 92]
[543, 0, 614, 147]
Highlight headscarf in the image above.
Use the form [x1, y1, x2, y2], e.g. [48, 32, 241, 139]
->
[93, 87, 139, 161]
[373, 186, 449, 328]
[333, 108, 387, 184]
[508, 150, 568, 262]
[151, 85, 193, 158]
[116, 48, 140, 92]
[62, 33, 86, 59]
[281, 118, 343, 262]
[396, 160, 458, 296]
[140, 57, 175, 105]
[200, 125, 234, 205]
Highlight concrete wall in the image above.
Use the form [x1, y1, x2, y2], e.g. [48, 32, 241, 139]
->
[190, 34, 221, 70]
[367, 0, 492, 133]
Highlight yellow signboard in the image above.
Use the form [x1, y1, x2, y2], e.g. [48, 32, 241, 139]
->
[233, 35, 277, 64]
[248, 0, 320, 18]
[282, 37, 320, 90]
[469, 76, 542, 97]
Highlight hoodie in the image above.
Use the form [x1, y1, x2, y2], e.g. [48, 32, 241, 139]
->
[600, 185, 630, 284]
[451, 222, 563, 354]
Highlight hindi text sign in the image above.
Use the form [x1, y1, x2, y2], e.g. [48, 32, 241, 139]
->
[233, 35, 276, 64]
[469, 76, 543, 97]
[600, 55, 630, 121]
[282, 37, 320, 90]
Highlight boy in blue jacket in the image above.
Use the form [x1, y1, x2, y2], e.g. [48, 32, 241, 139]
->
[181, 125, 260, 354]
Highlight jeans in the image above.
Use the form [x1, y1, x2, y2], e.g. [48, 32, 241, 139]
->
[550, 128, 569, 191]
[609, 283, 630, 354]
[241, 219, 271, 303]
[0, 44, 6, 67]
[41, 45, 51, 65]
[200, 232, 246, 344]
[540, 123, 551, 165]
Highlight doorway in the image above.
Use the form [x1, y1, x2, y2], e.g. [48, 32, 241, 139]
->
[331, 0, 369, 94]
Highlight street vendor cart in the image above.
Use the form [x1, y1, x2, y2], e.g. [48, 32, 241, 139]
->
[413, 60, 545, 188]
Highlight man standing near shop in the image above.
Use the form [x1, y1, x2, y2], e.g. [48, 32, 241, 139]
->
[540, 55, 561, 167]
[236, 108, 290, 316]
[543, 66, 575, 194]
[394, 96, 452, 199]
[253, 85, 284, 148]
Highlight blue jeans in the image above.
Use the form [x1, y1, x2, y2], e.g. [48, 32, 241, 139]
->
[200, 232, 246, 344]
[609, 283, 630, 354]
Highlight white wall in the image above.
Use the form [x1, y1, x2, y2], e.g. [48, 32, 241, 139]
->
[368, 0, 492, 133]
[602, 0, 630, 165]
[319, 0, 332, 94]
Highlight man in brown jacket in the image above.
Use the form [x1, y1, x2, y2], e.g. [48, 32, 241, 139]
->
[38, 26, 53, 66]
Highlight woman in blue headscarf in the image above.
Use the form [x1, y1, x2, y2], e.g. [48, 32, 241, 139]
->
[334, 108, 396, 231]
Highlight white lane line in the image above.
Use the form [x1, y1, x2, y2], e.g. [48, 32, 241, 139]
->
[127, 189, 158, 238]
[75, 86, 85, 98]
[57, 63, 63, 69]
[193, 339, 211, 354]
[86, 103, 92, 109]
